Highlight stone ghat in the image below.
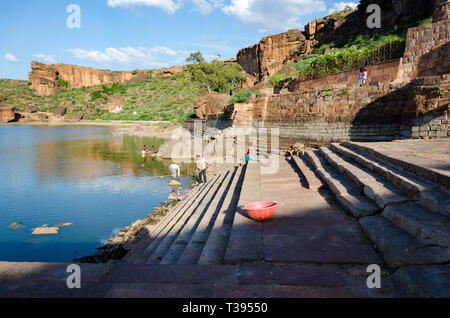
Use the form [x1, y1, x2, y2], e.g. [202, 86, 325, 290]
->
[251, 74, 450, 143]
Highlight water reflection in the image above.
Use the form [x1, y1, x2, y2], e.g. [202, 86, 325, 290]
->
[0, 125, 194, 262]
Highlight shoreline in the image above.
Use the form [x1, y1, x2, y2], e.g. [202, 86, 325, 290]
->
[1, 119, 182, 139]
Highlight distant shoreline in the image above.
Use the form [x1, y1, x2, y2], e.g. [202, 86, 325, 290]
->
[1, 120, 180, 139]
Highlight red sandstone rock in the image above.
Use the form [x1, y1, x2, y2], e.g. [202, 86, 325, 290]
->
[29, 61, 134, 96]
[0, 105, 15, 122]
[194, 92, 230, 119]
[237, 29, 312, 81]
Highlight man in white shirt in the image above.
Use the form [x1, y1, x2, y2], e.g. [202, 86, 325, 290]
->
[196, 155, 208, 183]
[169, 163, 181, 180]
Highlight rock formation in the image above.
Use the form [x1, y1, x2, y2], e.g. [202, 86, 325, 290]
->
[194, 92, 230, 119]
[237, 29, 312, 81]
[0, 105, 15, 122]
[29, 61, 134, 96]
[0, 94, 16, 122]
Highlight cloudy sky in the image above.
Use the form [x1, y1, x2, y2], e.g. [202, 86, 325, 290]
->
[0, 0, 359, 80]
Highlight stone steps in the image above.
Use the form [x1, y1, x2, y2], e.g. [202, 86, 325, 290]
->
[331, 143, 438, 197]
[342, 141, 450, 190]
[123, 167, 244, 265]
[160, 172, 232, 264]
[132, 176, 220, 264]
[305, 150, 379, 217]
[120, 184, 207, 264]
[145, 174, 225, 264]
[382, 203, 450, 250]
[306, 142, 450, 269]
[319, 147, 413, 209]
[198, 167, 244, 265]
[360, 215, 449, 269]
[291, 155, 323, 190]
[335, 143, 450, 216]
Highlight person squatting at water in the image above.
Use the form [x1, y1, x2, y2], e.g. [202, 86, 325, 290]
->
[169, 163, 181, 180]
[196, 155, 208, 183]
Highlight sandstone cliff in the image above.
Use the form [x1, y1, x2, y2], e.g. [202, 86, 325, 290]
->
[29, 61, 135, 96]
[237, 29, 312, 82]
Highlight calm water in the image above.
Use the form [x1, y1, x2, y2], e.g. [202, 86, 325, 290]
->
[0, 125, 193, 262]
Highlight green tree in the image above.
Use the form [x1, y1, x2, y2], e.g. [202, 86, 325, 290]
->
[186, 51, 205, 64]
[187, 60, 246, 94]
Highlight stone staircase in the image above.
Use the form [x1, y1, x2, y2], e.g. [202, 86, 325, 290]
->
[120, 166, 245, 265]
[304, 142, 450, 270]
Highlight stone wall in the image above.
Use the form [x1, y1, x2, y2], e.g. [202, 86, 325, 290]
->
[29, 61, 134, 96]
[287, 59, 402, 93]
[249, 73, 449, 143]
[400, 20, 450, 80]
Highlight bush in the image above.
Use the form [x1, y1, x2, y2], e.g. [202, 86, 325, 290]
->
[187, 59, 246, 94]
[269, 73, 287, 87]
[229, 90, 253, 104]
[56, 78, 69, 88]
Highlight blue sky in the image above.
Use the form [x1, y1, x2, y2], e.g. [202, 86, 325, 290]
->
[0, 0, 359, 80]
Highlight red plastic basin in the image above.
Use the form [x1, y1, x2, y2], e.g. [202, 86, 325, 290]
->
[244, 201, 278, 221]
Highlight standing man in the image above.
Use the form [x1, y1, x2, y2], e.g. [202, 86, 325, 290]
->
[196, 155, 208, 184]
[169, 163, 181, 181]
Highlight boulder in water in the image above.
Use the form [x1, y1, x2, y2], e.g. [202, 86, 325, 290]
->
[32, 227, 59, 235]
[169, 180, 182, 187]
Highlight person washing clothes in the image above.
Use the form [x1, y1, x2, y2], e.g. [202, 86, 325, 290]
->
[169, 163, 181, 180]
[196, 155, 208, 183]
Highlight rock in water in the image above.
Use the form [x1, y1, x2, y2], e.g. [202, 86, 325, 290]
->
[169, 180, 182, 187]
[32, 227, 59, 235]
[59, 222, 73, 227]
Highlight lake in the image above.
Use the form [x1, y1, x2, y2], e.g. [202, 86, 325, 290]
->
[0, 125, 193, 262]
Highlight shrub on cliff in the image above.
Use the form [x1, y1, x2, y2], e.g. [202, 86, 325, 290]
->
[269, 73, 287, 87]
[229, 90, 253, 104]
[187, 58, 246, 94]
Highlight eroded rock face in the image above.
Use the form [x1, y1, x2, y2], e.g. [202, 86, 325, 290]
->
[29, 61, 134, 96]
[237, 29, 312, 81]
[194, 92, 230, 119]
[0, 105, 15, 122]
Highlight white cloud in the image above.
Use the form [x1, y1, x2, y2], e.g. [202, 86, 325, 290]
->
[106, 0, 183, 14]
[67, 46, 189, 68]
[5, 53, 19, 63]
[222, 0, 327, 31]
[328, 2, 358, 14]
[107, 0, 226, 15]
[190, 0, 225, 14]
[32, 53, 56, 64]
